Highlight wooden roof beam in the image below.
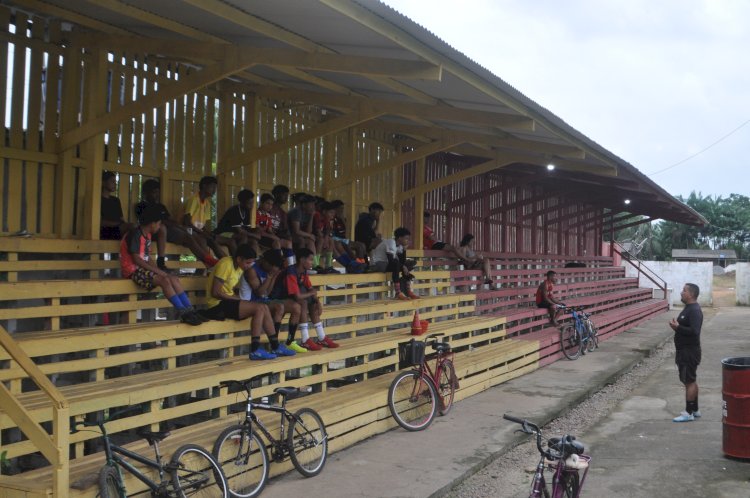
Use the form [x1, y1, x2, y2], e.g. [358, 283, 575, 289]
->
[396, 151, 534, 203]
[364, 120, 583, 158]
[248, 85, 533, 131]
[58, 54, 259, 153]
[225, 106, 385, 172]
[328, 138, 463, 190]
[68, 33, 442, 81]
[182, 0, 441, 105]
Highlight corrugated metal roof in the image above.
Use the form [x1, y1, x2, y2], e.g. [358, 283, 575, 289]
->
[8, 0, 705, 226]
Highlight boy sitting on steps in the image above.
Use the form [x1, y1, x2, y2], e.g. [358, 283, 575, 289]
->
[120, 205, 203, 326]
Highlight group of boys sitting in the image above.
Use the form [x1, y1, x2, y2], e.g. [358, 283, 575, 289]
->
[110, 173, 426, 360]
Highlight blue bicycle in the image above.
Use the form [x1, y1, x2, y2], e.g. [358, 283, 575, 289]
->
[559, 305, 598, 360]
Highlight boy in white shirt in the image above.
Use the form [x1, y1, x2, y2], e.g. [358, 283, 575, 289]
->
[370, 227, 418, 300]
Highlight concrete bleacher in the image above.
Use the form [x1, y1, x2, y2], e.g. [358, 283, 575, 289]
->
[0, 238, 667, 497]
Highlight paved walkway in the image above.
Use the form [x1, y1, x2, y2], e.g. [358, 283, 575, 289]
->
[271, 307, 750, 497]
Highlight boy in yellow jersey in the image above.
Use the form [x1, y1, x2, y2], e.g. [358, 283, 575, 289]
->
[201, 244, 296, 360]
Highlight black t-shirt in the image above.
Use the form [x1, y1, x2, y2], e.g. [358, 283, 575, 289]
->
[214, 205, 251, 234]
[134, 201, 170, 223]
[354, 212, 376, 246]
[674, 302, 703, 350]
[101, 195, 124, 223]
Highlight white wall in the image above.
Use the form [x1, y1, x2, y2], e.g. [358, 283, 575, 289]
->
[736, 263, 750, 305]
[623, 261, 713, 306]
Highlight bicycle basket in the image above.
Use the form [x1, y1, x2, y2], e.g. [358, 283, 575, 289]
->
[398, 339, 426, 367]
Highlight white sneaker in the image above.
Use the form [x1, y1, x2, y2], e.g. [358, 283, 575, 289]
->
[692, 410, 702, 418]
[672, 411, 694, 422]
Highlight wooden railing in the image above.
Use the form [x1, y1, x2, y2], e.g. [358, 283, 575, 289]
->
[0, 325, 69, 496]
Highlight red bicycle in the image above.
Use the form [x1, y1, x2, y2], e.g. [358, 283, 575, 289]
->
[387, 332, 458, 431]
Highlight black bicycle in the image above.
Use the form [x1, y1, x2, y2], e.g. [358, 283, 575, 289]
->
[213, 379, 328, 497]
[72, 414, 228, 497]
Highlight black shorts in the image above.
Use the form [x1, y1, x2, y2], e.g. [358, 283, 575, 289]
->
[432, 241, 447, 250]
[166, 225, 184, 244]
[676, 348, 701, 384]
[202, 300, 242, 321]
[537, 300, 553, 309]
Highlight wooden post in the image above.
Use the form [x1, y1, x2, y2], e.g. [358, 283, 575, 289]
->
[347, 128, 358, 240]
[81, 49, 108, 240]
[414, 157, 426, 250]
[216, 90, 234, 217]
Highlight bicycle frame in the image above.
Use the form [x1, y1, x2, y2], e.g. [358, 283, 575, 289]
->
[100, 425, 170, 494]
[567, 308, 592, 349]
[412, 340, 454, 407]
[242, 397, 294, 460]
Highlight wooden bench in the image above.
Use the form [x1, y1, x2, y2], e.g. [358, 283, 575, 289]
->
[3, 323, 544, 498]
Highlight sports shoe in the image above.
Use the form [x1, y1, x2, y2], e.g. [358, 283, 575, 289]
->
[187, 307, 209, 322]
[692, 410, 702, 418]
[180, 310, 203, 326]
[273, 343, 297, 356]
[287, 341, 308, 353]
[307, 268, 318, 275]
[672, 411, 694, 422]
[302, 338, 323, 351]
[316, 336, 340, 348]
[249, 349, 277, 360]
[406, 291, 420, 299]
[395, 292, 410, 301]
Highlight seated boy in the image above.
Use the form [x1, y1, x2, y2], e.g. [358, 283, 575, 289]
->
[120, 205, 203, 325]
[135, 179, 219, 270]
[101, 171, 134, 240]
[182, 175, 232, 259]
[257, 193, 295, 265]
[288, 194, 317, 256]
[370, 227, 419, 300]
[536, 270, 564, 326]
[354, 202, 384, 253]
[239, 250, 306, 354]
[214, 189, 261, 254]
[202, 244, 296, 360]
[272, 248, 339, 350]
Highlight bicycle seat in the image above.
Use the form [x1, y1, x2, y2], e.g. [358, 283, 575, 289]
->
[431, 341, 451, 353]
[548, 436, 584, 457]
[274, 387, 298, 398]
[137, 429, 171, 446]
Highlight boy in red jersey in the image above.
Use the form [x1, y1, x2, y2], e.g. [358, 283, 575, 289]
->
[272, 248, 339, 350]
[121, 205, 203, 326]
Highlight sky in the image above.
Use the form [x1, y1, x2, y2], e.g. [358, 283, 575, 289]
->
[382, 0, 750, 198]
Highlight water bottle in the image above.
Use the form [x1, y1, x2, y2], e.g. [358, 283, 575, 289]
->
[261, 396, 269, 405]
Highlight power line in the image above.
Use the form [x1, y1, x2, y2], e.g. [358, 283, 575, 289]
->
[647, 118, 750, 177]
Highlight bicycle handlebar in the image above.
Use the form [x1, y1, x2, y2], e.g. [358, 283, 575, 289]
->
[503, 414, 556, 460]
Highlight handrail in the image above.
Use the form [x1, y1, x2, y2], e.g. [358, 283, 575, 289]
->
[612, 243, 668, 300]
[0, 325, 69, 495]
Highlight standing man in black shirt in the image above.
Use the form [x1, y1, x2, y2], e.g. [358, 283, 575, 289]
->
[670, 283, 703, 422]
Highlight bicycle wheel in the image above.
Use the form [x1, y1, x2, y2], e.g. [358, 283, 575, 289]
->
[586, 320, 599, 351]
[560, 325, 581, 360]
[560, 471, 579, 497]
[287, 407, 328, 477]
[171, 443, 228, 498]
[98, 464, 124, 498]
[387, 371, 438, 431]
[213, 425, 268, 498]
[437, 359, 456, 416]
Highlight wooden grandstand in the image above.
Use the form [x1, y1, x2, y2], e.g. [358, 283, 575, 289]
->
[0, 1, 704, 496]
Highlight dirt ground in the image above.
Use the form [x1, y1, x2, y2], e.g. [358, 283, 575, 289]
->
[712, 271, 736, 307]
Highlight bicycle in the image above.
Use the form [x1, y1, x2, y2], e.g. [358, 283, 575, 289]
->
[72, 412, 228, 498]
[559, 305, 599, 360]
[503, 414, 591, 498]
[388, 332, 458, 431]
[212, 379, 328, 498]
